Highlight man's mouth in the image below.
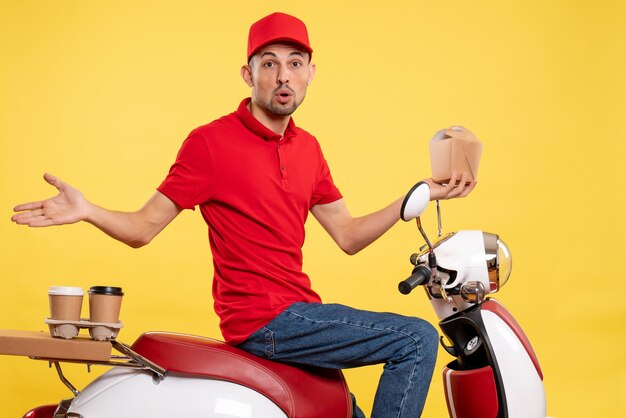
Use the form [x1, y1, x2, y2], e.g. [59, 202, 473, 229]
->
[275, 87, 294, 104]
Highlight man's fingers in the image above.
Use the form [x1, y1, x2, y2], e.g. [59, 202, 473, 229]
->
[10, 213, 26, 224]
[440, 172, 475, 199]
[13, 173, 62, 214]
[450, 178, 476, 199]
[453, 172, 471, 196]
[28, 219, 57, 228]
[11, 209, 44, 223]
[13, 201, 43, 212]
[441, 172, 464, 199]
[425, 171, 477, 201]
[12, 210, 56, 227]
[447, 171, 460, 188]
[16, 216, 54, 227]
[460, 179, 478, 197]
[44, 173, 63, 190]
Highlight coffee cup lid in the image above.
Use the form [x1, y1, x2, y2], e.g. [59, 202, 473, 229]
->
[49, 286, 84, 296]
[89, 286, 124, 296]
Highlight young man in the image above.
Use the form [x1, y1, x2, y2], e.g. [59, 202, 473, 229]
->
[12, 12, 476, 417]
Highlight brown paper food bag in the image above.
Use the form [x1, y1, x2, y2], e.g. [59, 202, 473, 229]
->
[429, 126, 483, 184]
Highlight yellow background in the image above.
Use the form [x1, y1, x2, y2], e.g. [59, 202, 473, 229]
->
[1, 0, 625, 416]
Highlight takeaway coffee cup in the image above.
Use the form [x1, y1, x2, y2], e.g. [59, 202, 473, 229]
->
[48, 286, 84, 339]
[88, 286, 124, 323]
[88, 286, 124, 341]
[48, 286, 84, 321]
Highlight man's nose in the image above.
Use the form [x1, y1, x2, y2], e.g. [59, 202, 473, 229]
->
[277, 66, 289, 84]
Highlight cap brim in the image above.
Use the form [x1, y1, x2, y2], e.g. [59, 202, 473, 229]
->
[248, 38, 313, 61]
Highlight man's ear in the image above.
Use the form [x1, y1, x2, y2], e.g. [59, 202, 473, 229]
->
[307, 63, 316, 86]
[241, 64, 254, 87]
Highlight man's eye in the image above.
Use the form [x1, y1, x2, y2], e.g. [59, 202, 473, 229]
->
[263, 61, 275, 68]
[292, 61, 303, 68]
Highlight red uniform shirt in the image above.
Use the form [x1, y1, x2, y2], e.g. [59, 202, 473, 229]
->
[158, 98, 342, 344]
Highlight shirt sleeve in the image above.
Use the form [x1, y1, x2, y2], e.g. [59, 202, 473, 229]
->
[310, 147, 342, 207]
[157, 129, 213, 210]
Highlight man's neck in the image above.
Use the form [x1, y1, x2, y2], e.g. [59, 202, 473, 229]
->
[248, 101, 290, 137]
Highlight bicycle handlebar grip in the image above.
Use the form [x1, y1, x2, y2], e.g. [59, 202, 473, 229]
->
[398, 265, 431, 295]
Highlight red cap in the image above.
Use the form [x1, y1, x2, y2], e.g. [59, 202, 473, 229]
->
[247, 12, 313, 62]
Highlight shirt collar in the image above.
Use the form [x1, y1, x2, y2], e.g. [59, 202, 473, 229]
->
[236, 98, 298, 141]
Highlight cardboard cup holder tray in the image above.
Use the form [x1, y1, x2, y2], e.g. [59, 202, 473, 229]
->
[45, 318, 123, 341]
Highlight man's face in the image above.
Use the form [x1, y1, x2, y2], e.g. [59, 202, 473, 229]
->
[242, 43, 315, 117]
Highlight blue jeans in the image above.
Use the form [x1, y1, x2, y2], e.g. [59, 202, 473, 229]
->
[236, 302, 439, 418]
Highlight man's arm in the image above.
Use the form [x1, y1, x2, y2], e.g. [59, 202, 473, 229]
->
[11, 173, 182, 248]
[311, 171, 476, 255]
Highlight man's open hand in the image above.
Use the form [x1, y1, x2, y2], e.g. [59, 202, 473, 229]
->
[11, 173, 91, 227]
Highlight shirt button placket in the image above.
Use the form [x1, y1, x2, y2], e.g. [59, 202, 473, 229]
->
[277, 141, 287, 179]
